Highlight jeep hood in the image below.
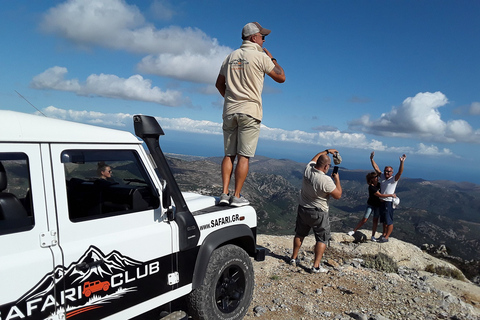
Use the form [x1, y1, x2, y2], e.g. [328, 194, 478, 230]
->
[181, 192, 217, 212]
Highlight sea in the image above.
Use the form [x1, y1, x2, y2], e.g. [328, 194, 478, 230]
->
[158, 129, 478, 185]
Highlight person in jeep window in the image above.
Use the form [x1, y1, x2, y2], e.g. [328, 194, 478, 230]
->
[97, 163, 113, 181]
[96, 162, 117, 187]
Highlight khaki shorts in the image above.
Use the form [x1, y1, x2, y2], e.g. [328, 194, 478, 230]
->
[223, 113, 261, 157]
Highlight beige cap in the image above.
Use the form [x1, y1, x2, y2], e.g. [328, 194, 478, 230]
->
[242, 22, 271, 39]
[393, 197, 400, 209]
[333, 152, 342, 165]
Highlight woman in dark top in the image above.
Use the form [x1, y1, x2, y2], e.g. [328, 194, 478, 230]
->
[347, 172, 396, 241]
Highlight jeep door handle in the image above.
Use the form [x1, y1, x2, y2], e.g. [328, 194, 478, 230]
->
[75, 259, 103, 271]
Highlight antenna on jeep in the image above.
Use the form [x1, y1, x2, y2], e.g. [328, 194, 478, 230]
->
[15, 90, 47, 117]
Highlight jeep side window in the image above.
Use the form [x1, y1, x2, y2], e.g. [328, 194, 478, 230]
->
[62, 150, 160, 221]
[0, 153, 34, 235]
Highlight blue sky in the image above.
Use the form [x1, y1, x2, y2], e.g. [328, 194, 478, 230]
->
[1, 0, 479, 183]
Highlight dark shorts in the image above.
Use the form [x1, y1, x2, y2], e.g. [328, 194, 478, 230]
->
[380, 201, 394, 225]
[295, 205, 331, 244]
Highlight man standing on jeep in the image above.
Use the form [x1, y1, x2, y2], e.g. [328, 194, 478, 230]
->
[215, 21, 286, 207]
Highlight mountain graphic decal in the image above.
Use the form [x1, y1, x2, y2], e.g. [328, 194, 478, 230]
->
[1, 245, 168, 319]
[19, 246, 142, 303]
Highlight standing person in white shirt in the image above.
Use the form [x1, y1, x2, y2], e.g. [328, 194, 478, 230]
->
[370, 151, 407, 242]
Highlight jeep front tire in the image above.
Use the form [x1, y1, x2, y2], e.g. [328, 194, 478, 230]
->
[188, 244, 254, 320]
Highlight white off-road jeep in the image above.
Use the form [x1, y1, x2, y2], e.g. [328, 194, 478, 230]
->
[0, 111, 264, 320]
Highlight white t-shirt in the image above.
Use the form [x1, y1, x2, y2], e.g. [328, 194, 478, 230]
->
[379, 173, 398, 202]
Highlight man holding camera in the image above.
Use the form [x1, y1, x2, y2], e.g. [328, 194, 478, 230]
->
[370, 151, 407, 242]
[290, 149, 342, 273]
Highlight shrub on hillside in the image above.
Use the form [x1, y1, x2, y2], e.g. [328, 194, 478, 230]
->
[363, 253, 398, 273]
[425, 264, 464, 280]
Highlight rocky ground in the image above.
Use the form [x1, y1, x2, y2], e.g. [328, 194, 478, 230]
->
[243, 232, 480, 320]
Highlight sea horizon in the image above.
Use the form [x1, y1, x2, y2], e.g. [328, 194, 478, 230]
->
[159, 130, 478, 186]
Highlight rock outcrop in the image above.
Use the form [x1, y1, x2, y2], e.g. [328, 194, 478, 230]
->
[245, 231, 480, 320]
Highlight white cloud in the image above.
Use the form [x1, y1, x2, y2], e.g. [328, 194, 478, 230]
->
[416, 143, 452, 156]
[40, 0, 230, 84]
[31, 66, 185, 107]
[398, 91, 447, 134]
[259, 125, 384, 150]
[41, 106, 132, 127]
[40, 0, 145, 49]
[445, 120, 473, 141]
[469, 102, 480, 115]
[41, 106, 384, 148]
[38, 106, 456, 157]
[349, 91, 480, 144]
[156, 117, 222, 135]
[137, 47, 231, 84]
[30, 66, 81, 91]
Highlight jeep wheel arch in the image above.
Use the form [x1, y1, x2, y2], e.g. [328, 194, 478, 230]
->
[191, 225, 255, 289]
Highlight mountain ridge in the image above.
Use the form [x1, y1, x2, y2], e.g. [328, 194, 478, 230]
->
[241, 233, 480, 319]
[167, 153, 480, 263]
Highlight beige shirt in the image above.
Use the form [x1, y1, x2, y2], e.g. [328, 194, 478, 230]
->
[299, 162, 336, 212]
[219, 41, 275, 121]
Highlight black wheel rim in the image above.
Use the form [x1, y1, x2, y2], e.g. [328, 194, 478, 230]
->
[215, 264, 246, 313]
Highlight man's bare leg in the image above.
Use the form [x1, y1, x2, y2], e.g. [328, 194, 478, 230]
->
[221, 155, 235, 194]
[313, 242, 327, 268]
[372, 217, 379, 237]
[291, 235, 304, 260]
[233, 155, 249, 198]
[385, 224, 393, 239]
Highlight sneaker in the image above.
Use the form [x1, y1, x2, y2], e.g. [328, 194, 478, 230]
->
[311, 266, 328, 274]
[289, 258, 300, 266]
[230, 195, 249, 207]
[371, 236, 377, 242]
[379, 237, 389, 243]
[218, 193, 230, 206]
[347, 231, 355, 236]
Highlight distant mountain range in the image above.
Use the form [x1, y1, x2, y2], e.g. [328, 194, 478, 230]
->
[168, 154, 480, 261]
